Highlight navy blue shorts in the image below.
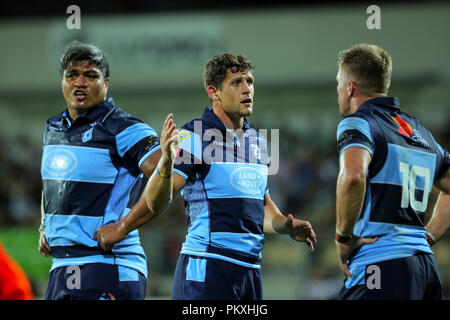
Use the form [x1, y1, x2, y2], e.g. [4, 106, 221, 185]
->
[339, 252, 443, 300]
[45, 263, 146, 300]
[172, 254, 262, 300]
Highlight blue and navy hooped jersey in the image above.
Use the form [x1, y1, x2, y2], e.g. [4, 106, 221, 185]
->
[336, 97, 450, 288]
[41, 97, 160, 277]
[173, 107, 270, 269]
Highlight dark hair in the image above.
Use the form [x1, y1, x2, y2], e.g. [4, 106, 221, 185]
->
[203, 53, 254, 90]
[60, 41, 110, 78]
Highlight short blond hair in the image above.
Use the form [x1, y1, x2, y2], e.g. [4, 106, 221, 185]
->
[338, 43, 392, 95]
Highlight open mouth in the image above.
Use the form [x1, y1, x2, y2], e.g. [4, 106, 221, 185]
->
[241, 98, 252, 106]
[73, 90, 87, 101]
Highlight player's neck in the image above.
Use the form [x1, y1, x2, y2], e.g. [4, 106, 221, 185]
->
[353, 93, 387, 112]
[212, 104, 244, 130]
[67, 105, 96, 122]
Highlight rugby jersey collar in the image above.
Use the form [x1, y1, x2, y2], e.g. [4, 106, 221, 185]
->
[202, 106, 252, 131]
[359, 96, 400, 112]
[61, 97, 115, 127]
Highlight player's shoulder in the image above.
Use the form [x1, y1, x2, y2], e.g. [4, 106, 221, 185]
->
[177, 118, 204, 147]
[396, 110, 427, 133]
[103, 105, 156, 137]
[180, 117, 211, 133]
[336, 112, 373, 142]
[46, 111, 65, 126]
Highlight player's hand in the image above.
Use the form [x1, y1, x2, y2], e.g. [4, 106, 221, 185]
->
[93, 221, 127, 252]
[38, 229, 51, 257]
[160, 113, 179, 163]
[286, 214, 317, 252]
[335, 236, 378, 278]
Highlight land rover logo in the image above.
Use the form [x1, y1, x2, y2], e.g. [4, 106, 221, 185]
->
[230, 167, 264, 195]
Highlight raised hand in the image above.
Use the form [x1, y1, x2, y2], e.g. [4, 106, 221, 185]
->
[160, 113, 179, 163]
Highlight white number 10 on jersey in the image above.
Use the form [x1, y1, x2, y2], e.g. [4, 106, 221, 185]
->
[399, 162, 431, 212]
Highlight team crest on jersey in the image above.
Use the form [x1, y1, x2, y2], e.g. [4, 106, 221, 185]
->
[178, 131, 192, 141]
[42, 149, 78, 176]
[82, 128, 93, 143]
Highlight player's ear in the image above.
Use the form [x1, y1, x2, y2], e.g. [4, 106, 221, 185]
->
[102, 77, 110, 98]
[347, 80, 357, 97]
[207, 85, 219, 101]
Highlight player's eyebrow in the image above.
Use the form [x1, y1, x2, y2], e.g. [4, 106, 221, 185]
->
[65, 68, 78, 74]
[230, 73, 253, 83]
[64, 68, 102, 77]
[83, 69, 101, 76]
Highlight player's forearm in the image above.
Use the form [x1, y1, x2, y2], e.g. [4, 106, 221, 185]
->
[145, 156, 174, 215]
[120, 195, 159, 234]
[336, 171, 366, 235]
[426, 191, 450, 242]
[263, 198, 287, 234]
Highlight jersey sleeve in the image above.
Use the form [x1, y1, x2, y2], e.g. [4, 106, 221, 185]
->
[434, 141, 450, 180]
[115, 120, 160, 172]
[336, 116, 375, 156]
[173, 123, 202, 180]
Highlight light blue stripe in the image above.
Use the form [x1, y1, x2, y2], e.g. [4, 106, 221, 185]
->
[173, 168, 188, 180]
[116, 123, 157, 157]
[178, 129, 202, 160]
[50, 255, 115, 271]
[345, 252, 414, 288]
[50, 253, 148, 278]
[339, 143, 374, 156]
[210, 232, 264, 258]
[337, 117, 373, 142]
[436, 142, 445, 158]
[115, 254, 147, 278]
[103, 167, 136, 225]
[186, 257, 206, 282]
[203, 162, 268, 200]
[184, 206, 210, 249]
[344, 225, 432, 288]
[45, 214, 143, 247]
[371, 144, 436, 188]
[118, 265, 139, 281]
[180, 249, 261, 269]
[45, 214, 102, 247]
[351, 225, 432, 261]
[137, 145, 161, 168]
[353, 181, 371, 237]
[115, 229, 140, 246]
[41, 145, 118, 183]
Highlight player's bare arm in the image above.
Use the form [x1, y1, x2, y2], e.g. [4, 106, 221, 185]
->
[426, 168, 450, 245]
[263, 193, 317, 252]
[145, 113, 186, 215]
[335, 146, 377, 277]
[336, 147, 371, 234]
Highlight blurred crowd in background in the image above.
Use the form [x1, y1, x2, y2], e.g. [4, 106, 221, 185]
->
[0, 123, 448, 299]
